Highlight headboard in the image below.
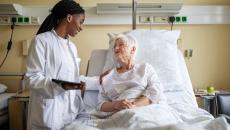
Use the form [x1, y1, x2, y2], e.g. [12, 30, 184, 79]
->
[86, 49, 107, 76]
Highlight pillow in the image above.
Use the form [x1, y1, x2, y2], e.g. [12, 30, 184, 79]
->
[87, 50, 107, 76]
[103, 29, 182, 92]
[79, 76, 100, 91]
[0, 83, 7, 93]
[103, 33, 118, 72]
[80, 76, 101, 111]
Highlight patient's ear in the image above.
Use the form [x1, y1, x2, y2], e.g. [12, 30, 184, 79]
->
[131, 46, 136, 54]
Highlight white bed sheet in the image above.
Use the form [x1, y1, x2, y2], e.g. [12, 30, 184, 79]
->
[64, 116, 229, 130]
[63, 102, 229, 130]
[65, 93, 229, 130]
[0, 93, 15, 126]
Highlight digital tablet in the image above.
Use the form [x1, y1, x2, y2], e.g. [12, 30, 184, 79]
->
[52, 79, 81, 86]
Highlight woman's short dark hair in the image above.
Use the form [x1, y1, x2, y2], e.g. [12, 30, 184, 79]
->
[37, 0, 85, 35]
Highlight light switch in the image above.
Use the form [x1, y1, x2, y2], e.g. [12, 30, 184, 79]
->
[184, 49, 193, 59]
[154, 16, 168, 23]
[22, 40, 29, 56]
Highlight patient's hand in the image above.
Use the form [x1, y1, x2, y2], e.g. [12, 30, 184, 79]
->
[113, 99, 136, 111]
[132, 96, 152, 107]
[100, 99, 135, 112]
[99, 69, 111, 85]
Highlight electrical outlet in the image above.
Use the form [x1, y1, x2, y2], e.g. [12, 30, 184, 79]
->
[176, 16, 181, 22]
[153, 16, 168, 23]
[0, 16, 39, 25]
[17, 17, 23, 23]
[182, 16, 187, 22]
[184, 49, 193, 58]
[31, 16, 40, 24]
[23, 17, 30, 23]
[11, 17, 17, 23]
[0, 16, 11, 24]
[139, 16, 152, 23]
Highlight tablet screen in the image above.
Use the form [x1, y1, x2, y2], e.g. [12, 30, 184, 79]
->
[52, 79, 81, 86]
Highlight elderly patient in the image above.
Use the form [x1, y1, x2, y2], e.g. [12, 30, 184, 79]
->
[98, 34, 166, 112]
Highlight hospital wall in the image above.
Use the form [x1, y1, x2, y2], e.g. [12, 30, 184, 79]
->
[0, 0, 230, 92]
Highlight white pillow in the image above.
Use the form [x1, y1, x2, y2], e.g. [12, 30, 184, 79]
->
[0, 83, 7, 93]
[103, 29, 182, 92]
[79, 75, 100, 91]
[103, 33, 118, 72]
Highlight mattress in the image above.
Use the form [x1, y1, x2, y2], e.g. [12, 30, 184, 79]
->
[0, 93, 15, 110]
[0, 93, 15, 126]
[0, 113, 8, 126]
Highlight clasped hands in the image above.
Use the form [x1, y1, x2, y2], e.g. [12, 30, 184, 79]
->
[113, 99, 136, 111]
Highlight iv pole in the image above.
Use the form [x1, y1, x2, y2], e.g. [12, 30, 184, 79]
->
[132, 0, 137, 30]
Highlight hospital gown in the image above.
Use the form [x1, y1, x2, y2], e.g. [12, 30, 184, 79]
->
[97, 63, 166, 111]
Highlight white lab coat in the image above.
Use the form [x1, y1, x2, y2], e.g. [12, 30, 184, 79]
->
[24, 30, 88, 130]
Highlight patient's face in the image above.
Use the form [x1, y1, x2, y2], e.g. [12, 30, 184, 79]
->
[113, 39, 131, 64]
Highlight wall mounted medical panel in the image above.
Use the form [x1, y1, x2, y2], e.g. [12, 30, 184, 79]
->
[0, 4, 230, 25]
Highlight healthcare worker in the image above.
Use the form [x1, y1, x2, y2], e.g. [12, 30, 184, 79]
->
[24, 0, 88, 130]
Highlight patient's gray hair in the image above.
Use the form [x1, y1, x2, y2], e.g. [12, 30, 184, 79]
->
[112, 34, 138, 67]
[114, 34, 138, 53]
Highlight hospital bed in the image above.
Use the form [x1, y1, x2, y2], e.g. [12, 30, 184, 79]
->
[64, 29, 229, 130]
[0, 73, 21, 127]
[63, 1, 229, 129]
[83, 31, 196, 112]
[0, 85, 15, 126]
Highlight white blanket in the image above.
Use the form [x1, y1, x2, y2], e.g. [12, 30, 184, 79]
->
[63, 103, 229, 130]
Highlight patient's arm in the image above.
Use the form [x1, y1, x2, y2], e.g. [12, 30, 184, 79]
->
[141, 64, 165, 104]
[99, 69, 112, 85]
[133, 95, 153, 107]
[101, 99, 135, 112]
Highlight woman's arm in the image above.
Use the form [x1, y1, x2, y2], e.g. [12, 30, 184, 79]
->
[24, 37, 65, 99]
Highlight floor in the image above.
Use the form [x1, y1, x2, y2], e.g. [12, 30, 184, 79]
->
[0, 123, 9, 130]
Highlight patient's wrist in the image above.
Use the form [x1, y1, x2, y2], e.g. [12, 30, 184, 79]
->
[101, 102, 117, 112]
[134, 96, 152, 107]
[113, 101, 119, 111]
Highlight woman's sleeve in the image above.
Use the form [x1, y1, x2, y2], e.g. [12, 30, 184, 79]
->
[142, 64, 165, 103]
[96, 86, 110, 111]
[23, 37, 65, 99]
